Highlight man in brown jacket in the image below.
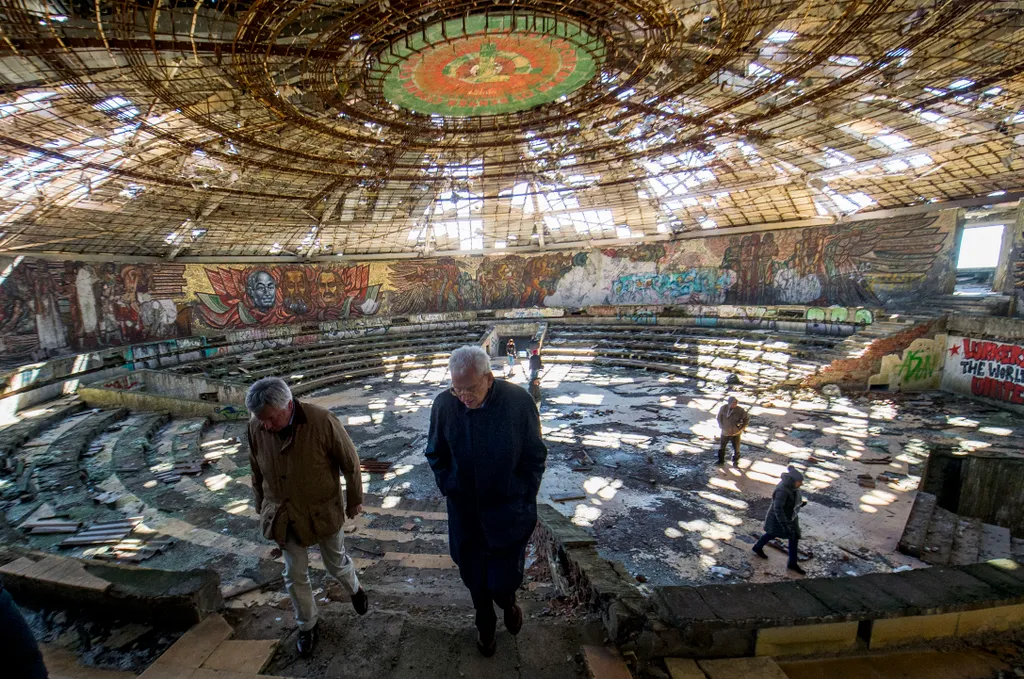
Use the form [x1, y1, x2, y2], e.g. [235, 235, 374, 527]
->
[246, 377, 367, 657]
[716, 396, 750, 466]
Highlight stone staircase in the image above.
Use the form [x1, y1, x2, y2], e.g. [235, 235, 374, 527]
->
[898, 492, 1024, 565]
[915, 292, 1011, 318]
[542, 325, 848, 390]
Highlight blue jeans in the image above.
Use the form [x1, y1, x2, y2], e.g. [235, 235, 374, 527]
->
[0, 586, 48, 678]
[753, 532, 799, 568]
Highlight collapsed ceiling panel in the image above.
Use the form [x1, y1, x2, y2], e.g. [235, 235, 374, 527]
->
[0, 0, 1020, 259]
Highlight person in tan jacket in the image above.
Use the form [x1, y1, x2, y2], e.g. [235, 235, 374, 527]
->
[246, 377, 367, 658]
[716, 396, 750, 466]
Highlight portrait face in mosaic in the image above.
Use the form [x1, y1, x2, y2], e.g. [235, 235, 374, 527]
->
[317, 271, 341, 305]
[281, 269, 309, 314]
[246, 270, 277, 311]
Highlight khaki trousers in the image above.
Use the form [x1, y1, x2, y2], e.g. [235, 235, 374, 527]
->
[281, 527, 360, 631]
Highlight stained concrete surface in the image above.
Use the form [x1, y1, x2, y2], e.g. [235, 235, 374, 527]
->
[7, 358, 1024, 678]
[307, 359, 1024, 589]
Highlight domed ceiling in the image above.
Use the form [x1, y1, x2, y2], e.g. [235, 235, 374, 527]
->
[0, 0, 1021, 259]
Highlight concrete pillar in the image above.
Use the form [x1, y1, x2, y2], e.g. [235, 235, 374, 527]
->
[991, 199, 1022, 295]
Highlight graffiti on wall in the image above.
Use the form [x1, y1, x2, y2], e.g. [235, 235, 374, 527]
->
[0, 212, 955, 359]
[869, 335, 946, 392]
[193, 264, 380, 329]
[943, 336, 1024, 406]
[612, 269, 737, 304]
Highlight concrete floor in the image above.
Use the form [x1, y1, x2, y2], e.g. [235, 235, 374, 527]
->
[9, 357, 1024, 678]
[306, 357, 1024, 588]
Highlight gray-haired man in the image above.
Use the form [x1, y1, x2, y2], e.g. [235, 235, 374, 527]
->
[245, 377, 368, 657]
[426, 346, 547, 657]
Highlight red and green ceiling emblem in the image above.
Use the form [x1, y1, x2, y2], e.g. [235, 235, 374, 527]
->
[379, 15, 604, 117]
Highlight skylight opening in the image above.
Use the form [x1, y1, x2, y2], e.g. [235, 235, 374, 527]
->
[884, 159, 909, 172]
[119, 183, 145, 199]
[747, 62, 776, 78]
[919, 110, 949, 125]
[543, 210, 614, 234]
[270, 243, 283, 254]
[876, 134, 912, 151]
[949, 79, 974, 90]
[820, 147, 856, 168]
[495, 240, 507, 249]
[766, 31, 796, 43]
[616, 226, 632, 239]
[828, 55, 861, 67]
[848, 192, 875, 209]
[907, 154, 933, 168]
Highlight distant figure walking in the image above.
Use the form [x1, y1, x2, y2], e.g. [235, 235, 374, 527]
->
[506, 338, 517, 375]
[528, 349, 542, 382]
[752, 466, 806, 575]
[426, 346, 547, 657]
[716, 396, 749, 466]
[529, 377, 542, 409]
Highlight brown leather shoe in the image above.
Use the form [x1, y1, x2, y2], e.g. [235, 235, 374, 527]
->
[503, 601, 523, 635]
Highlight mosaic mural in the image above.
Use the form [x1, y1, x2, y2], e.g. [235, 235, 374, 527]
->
[191, 264, 380, 329]
[0, 212, 957, 362]
[379, 15, 604, 117]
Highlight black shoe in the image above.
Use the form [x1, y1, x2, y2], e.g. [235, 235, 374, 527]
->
[476, 631, 496, 657]
[297, 623, 319, 657]
[715, 460, 725, 466]
[503, 601, 523, 635]
[787, 563, 806, 576]
[752, 547, 768, 559]
[352, 588, 368, 615]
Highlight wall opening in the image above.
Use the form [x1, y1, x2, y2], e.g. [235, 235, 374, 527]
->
[956, 224, 1004, 291]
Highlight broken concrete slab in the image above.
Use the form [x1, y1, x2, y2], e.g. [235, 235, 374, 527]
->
[537, 503, 597, 548]
[0, 546, 221, 626]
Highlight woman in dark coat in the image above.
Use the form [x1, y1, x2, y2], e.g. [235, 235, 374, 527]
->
[752, 466, 806, 575]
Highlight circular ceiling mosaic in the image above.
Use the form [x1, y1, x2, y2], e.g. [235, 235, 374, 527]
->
[379, 15, 605, 117]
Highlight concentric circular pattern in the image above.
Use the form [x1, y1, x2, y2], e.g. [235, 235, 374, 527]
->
[377, 16, 604, 117]
[0, 1, 1019, 257]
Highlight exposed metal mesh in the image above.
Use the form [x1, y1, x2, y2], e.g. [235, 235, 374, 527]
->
[0, 0, 1021, 259]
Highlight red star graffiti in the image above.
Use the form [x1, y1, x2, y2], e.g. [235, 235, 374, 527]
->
[949, 343, 961, 356]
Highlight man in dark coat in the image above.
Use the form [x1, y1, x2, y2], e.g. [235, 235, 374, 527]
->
[426, 345, 547, 657]
[0, 577, 47, 678]
[752, 466, 806, 575]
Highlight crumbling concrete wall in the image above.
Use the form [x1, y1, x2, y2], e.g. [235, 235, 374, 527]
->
[868, 334, 947, 392]
[801, 319, 938, 389]
[942, 317, 1024, 414]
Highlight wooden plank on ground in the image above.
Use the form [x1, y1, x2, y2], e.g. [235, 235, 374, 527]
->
[583, 645, 633, 679]
[665, 658, 706, 679]
[382, 553, 457, 570]
[698, 657, 788, 679]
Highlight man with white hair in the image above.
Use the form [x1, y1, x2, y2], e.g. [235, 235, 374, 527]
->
[246, 376, 368, 658]
[426, 345, 547, 657]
